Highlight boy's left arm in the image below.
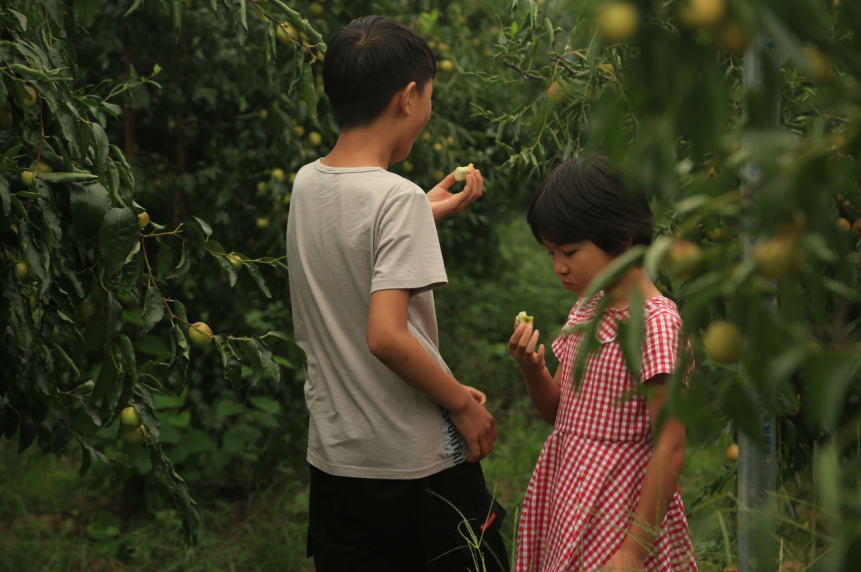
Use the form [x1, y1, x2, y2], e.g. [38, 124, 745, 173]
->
[605, 373, 686, 571]
[426, 169, 483, 221]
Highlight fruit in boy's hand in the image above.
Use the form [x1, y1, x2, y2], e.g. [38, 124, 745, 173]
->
[124, 426, 147, 445]
[753, 237, 803, 279]
[515, 311, 534, 326]
[596, 2, 639, 44]
[677, 0, 726, 30]
[453, 163, 475, 181]
[189, 322, 214, 347]
[138, 212, 150, 228]
[120, 407, 142, 429]
[703, 321, 741, 364]
[726, 443, 739, 462]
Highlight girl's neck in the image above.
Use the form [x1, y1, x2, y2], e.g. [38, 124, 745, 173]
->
[604, 267, 661, 309]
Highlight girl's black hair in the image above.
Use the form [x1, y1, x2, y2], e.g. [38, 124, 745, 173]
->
[526, 155, 653, 256]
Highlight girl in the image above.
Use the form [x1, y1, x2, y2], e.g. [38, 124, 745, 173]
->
[508, 156, 697, 572]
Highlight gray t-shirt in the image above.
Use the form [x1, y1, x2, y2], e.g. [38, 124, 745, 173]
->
[286, 159, 468, 479]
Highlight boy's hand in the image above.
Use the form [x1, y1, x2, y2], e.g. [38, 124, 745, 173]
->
[427, 169, 483, 221]
[450, 390, 497, 462]
[507, 323, 546, 375]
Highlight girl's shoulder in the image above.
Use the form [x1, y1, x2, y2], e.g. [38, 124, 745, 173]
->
[642, 295, 683, 326]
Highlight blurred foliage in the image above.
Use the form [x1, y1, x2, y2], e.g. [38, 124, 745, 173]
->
[1, 0, 861, 569]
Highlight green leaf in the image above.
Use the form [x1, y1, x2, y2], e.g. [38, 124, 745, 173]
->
[616, 288, 644, 381]
[582, 246, 647, 299]
[75, 433, 111, 477]
[215, 334, 242, 392]
[141, 286, 165, 333]
[74, 0, 101, 28]
[262, 330, 307, 371]
[116, 334, 137, 381]
[166, 324, 190, 393]
[300, 63, 317, 119]
[166, 242, 191, 279]
[249, 395, 280, 415]
[19, 221, 51, 297]
[91, 122, 110, 176]
[92, 349, 121, 410]
[70, 182, 111, 237]
[243, 261, 271, 298]
[235, 338, 265, 385]
[216, 398, 246, 416]
[100, 207, 139, 276]
[0, 174, 10, 216]
[192, 216, 213, 239]
[38, 171, 99, 183]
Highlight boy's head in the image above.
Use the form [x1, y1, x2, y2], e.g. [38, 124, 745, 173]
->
[527, 155, 653, 256]
[323, 16, 436, 130]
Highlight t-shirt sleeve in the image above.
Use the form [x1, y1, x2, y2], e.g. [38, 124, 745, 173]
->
[371, 190, 448, 295]
[640, 308, 694, 385]
[552, 304, 582, 362]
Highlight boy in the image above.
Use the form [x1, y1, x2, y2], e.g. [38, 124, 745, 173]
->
[286, 15, 509, 572]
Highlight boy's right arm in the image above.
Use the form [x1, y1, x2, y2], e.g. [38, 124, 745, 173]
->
[367, 288, 497, 462]
[508, 323, 562, 425]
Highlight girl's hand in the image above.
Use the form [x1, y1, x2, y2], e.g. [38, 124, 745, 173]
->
[465, 385, 487, 407]
[602, 546, 645, 572]
[507, 322, 545, 374]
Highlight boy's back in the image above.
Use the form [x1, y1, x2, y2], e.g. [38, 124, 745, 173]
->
[287, 159, 468, 478]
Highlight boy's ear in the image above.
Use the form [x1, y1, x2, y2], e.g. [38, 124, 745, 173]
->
[397, 81, 418, 116]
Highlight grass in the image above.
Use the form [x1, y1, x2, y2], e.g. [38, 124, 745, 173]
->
[1, 399, 795, 572]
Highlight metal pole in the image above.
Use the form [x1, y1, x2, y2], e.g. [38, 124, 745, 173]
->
[738, 34, 780, 572]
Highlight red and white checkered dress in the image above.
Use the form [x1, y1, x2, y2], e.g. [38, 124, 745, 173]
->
[515, 292, 697, 572]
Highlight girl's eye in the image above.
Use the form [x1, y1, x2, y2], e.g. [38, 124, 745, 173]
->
[564, 251, 577, 256]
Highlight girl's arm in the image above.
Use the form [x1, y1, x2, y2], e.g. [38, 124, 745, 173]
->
[612, 373, 687, 566]
[507, 323, 562, 425]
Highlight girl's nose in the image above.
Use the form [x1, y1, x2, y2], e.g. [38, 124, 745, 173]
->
[554, 260, 568, 276]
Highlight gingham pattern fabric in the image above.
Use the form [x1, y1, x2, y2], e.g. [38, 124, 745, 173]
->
[515, 292, 697, 572]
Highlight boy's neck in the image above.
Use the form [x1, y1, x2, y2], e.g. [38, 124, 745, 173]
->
[321, 124, 399, 171]
[605, 267, 661, 309]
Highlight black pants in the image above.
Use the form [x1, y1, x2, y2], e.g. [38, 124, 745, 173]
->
[307, 461, 510, 572]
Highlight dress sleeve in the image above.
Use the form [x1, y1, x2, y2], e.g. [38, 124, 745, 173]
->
[371, 190, 448, 295]
[640, 308, 694, 385]
[552, 303, 583, 362]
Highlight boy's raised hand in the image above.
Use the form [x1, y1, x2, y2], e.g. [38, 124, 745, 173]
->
[426, 169, 483, 222]
[508, 322, 546, 375]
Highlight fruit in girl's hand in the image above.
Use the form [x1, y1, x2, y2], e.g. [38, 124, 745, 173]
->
[453, 163, 475, 181]
[726, 443, 739, 462]
[515, 311, 534, 326]
[703, 321, 741, 364]
[677, 0, 726, 30]
[596, 2, 639, 44]
[120, 407, 142, 429]
[189, 322, 214, 347]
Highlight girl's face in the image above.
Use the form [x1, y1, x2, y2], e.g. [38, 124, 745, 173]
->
[543, 239, 617, 297]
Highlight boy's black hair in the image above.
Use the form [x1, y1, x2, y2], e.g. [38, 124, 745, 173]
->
[323, 16, 436, 130]
[526, 155, 653, 256]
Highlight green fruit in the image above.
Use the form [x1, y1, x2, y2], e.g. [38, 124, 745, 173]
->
[124, 426, 147, 445]
[21, 170, 35, 187]
[703, 321, 741, 365]
[515, 311, 534, 326]
[228, 253, 243, 271]
[120, 407, 142, 429]
[16, 261, 29, 281]
[596, 2, 639, 44]
[77, 299, 96, 323]
[189, 322, 214, 347]
[0, 108, 13, 130]
[26, 293, 38, 313]
[276, 23, 299, 44]
[138, 212, 150, 228]
[307, 132, 322, 147]
[21, 85, 39, 107]
[272, 168, 286, 182]
[663, 240, 703, 281]
[677, 0, 726, 30]
[753, 237, 803, 279]
[547, 81, 566, 104]
[30, 161, 53, 174]
[439, 59, 455, 73]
